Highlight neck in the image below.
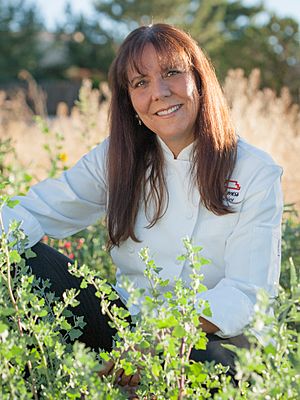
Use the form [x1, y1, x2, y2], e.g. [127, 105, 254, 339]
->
[163, 137, 194, 159]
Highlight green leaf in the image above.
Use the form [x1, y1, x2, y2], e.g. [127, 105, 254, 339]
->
[195, 337, 207, 350]
[61, 320, 72, 331]
[25, 248, 36, 259]
[160, 279, 169, 287]
[202, 306, 212, 317]
[6, 199, 20, 209]
[189, 363, 207, 383]
[157, 315, 177, 329]
[189, 362, 203, 376]
[120, 360, 135, 376]
[80, 280, 88, 289]
[69, 329, 82, 341]
[62, 309, 73, 318]
[195, 373, 207, 383]
[100, 352, 110, 362]
[167, 339, 177, 357]
[108, 291, 119, 301]
[0, 322, 8, 334]
[140, 340, 150, 349]
[151, 362, 161, 377]
[199, 257, 211, 265]
[10, 345, 23, 357]
[38, 310, 48, 317]
[0, 182, 9, 190]
[24, 173, 33, 182]
[173, 325, 186, 338]
[0, 307, 16, 316]
[264, 343, 276, 356]
[9, 250, 21, 263]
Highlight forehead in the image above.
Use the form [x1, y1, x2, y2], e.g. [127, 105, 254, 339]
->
[126, 43, 190, 79]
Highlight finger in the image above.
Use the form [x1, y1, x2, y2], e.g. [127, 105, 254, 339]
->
[127, 390, 139, 399]
[114, 368, 125, 384]
[98, 360, 115, 377]
[118, 372, 132, 387]
[128, 372, 140, 387]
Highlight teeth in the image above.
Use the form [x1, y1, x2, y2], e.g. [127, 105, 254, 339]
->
[157, 105, 180, 116]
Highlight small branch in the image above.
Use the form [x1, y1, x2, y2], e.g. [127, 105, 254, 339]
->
[178, 337, 186, 400]
[0, 212, 39, 400]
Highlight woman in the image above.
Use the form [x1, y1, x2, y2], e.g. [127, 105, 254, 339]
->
[2, 24, 283, 384]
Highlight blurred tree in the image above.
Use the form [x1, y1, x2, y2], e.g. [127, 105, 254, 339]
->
[52, 4, 116, 83]
[93, 0, 187, 35]
[0, 0, 43, 82]
[90, 0, 264, 57]
[54, 0, 187, 83]
[219, 14, 300, 99]
[89, 0, 299, 99]
[182, 0, 263, 55]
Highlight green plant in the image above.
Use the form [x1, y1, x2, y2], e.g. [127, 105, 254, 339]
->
[34, 116, 69, 179]
[0, 194, 124, 399]
[216, 271, 300, 399]
[41, 220, 116, 283]
[1, 195, 299, 398]
[74, 79, 101, 142]
[70, 239, 232, 399]
[281, 204, 300, 291]
[0, 138, 33, 196]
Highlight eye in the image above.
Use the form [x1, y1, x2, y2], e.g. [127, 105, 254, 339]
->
[165, 70, 181, 78]
[133, 79, 148, 88]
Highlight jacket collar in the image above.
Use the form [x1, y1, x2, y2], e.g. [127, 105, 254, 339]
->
[156, 136, 194, 161]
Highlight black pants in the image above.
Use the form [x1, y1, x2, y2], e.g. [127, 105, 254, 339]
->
[26, 242, 249, 377]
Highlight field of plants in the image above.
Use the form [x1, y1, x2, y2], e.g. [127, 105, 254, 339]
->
[0, 71, 299, 399]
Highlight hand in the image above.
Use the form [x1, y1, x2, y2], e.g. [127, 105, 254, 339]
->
[99, 359, 141, 387]
[199, 316, 219, 333]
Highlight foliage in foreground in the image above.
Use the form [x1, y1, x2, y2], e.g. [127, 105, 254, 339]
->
[0, 192, 299, 399]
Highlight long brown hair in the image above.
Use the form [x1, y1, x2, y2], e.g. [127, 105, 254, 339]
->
[107, 23, 237, 247]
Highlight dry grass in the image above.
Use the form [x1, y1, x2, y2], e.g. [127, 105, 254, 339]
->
[224, 68, 300, 209]
[0, 79, 110, 180]
[1, 69, 300, 209]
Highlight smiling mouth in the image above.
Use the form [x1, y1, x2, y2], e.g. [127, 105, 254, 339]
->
[155, 104, 182, 116]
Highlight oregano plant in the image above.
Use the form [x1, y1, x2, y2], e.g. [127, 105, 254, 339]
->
[0, 193, 299, 399]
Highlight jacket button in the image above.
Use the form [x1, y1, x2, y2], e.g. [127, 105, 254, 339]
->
[128, 245, 135, 254]
[185, 209, 194, 219]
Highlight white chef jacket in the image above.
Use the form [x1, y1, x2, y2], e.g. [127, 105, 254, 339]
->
[1, 136, 283, 338]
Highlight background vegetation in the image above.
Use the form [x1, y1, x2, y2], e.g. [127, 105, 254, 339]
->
[0, 0, 299, 99]
[0, 100, 299, 397]
[1, 122, 300, 398]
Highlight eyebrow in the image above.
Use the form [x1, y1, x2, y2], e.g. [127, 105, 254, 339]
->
[128, 64, 185, 86]
[128, 73, 146, 86]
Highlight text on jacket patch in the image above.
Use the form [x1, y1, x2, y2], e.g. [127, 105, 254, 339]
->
[225, 179, 241, 203]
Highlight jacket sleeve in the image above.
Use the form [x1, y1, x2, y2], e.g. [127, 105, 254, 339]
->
[196, 164, 283, 337]
[1, 139, 109, 248]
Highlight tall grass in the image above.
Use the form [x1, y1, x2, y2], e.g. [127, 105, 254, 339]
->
[1, 69, 300, 208]
[224, 68, 300, 210]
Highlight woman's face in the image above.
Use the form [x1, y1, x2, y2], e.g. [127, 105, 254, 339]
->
[127, 44, 199, 157]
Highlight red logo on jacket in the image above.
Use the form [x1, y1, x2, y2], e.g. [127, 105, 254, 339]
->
[225, 179, 241, 191]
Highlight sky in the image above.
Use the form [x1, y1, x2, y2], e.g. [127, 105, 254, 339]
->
[32, 0, 300, 30]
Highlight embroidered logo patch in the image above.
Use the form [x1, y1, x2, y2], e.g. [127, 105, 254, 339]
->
[225, 179, 241, 191]
[225, 179, 241, 203]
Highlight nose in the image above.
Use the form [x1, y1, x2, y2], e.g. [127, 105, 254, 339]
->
[151, 77, 171, 101]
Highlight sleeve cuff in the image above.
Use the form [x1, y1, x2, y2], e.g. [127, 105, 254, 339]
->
[195, 284, 255, 337]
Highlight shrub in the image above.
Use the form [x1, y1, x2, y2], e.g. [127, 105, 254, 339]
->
[0, 195, 299, 398]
